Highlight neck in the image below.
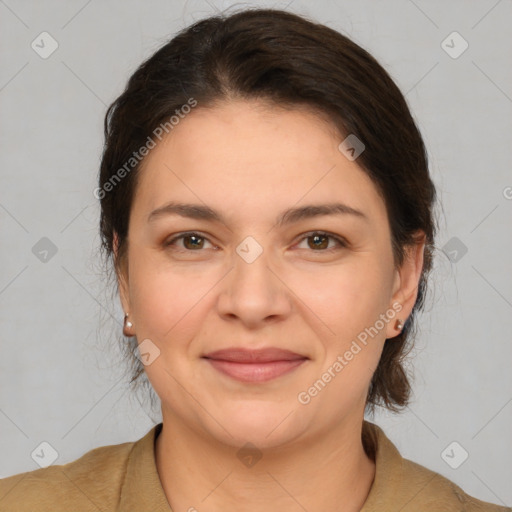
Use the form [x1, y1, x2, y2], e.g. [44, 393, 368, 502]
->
[155, 410, 376, 512]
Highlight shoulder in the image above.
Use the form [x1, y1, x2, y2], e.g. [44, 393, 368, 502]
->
[362, 421, 511, 512]
[400, 456, 510, 512]
[0, 437, 136, 512]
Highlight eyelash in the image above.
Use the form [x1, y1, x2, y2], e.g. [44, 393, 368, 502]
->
[164, 231, 347, 253]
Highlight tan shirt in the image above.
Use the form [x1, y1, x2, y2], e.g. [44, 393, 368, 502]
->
[0, 421, 509, 511]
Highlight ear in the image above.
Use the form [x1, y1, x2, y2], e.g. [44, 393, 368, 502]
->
[385, 230, 426, 339]
[113, 231, 130, 315]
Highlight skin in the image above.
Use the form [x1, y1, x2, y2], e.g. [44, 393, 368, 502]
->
[115, 99, 425, 512]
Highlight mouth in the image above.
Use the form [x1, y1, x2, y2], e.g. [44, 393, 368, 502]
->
[202, 347, 308, 383]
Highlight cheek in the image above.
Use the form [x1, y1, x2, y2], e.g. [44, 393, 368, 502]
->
[296, 262, 392, 408]
[127, 250, 199, 341]
[300, 256, 393, 338]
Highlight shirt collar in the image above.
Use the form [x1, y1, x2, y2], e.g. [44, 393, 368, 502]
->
[360, 420, 406, 510]
[118, 422, 171, 512]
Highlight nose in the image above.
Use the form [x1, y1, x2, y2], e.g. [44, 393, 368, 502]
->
[216, 238, 292, 327]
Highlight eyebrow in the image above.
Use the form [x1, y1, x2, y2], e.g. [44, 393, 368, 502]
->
[147, 201, 369, 227]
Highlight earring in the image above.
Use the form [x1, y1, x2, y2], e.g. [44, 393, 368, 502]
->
[394, 318, 404, 331]
[123, 313, 134, 336]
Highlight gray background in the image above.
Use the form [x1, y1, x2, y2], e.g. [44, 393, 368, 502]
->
[1, 0, 511, 507]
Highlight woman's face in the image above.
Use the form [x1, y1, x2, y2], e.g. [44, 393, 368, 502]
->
[117, 99, 423, 449]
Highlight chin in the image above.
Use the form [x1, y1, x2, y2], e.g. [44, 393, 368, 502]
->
[210, 402, 306, 449]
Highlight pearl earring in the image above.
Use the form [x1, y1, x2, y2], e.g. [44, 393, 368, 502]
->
[123, 313, 133, 336]
[395, 318, 404, 331]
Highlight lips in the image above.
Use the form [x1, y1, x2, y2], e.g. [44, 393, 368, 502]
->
[202, 347, 307, 363]
[202, 347, 308, 383]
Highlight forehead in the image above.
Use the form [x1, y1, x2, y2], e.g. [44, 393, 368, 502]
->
[131, 100, 386, 228]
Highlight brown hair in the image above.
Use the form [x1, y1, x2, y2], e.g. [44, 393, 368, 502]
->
[98, 7, 438, 415]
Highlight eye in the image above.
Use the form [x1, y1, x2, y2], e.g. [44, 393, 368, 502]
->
[164, 230, 347, 253]
[164, 232, 216, 251]
[295, 231, 347, 252]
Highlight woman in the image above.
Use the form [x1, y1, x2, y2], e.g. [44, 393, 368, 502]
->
[0, 7, 509, 512]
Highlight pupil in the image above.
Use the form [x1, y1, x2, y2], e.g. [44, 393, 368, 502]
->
[186, 235, 202, 249]
[311, 234, 327, 250]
